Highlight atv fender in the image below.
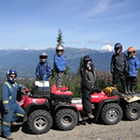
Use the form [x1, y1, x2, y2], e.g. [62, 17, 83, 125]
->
[54, 104, 80, 122]
[23, 101, 50, 123]
[55, 104, 79, 113]
[95, 98, 119, 122]
[124, 96, 140, 103]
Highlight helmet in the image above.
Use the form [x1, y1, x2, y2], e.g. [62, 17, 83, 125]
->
[114, 43, 122, 54]
[6, 69, 17, 84]
[83, 55, 92, 68]
[56, 45, 64, 56]
[127, 46, 136, 57]
[40, 52, 48, 63]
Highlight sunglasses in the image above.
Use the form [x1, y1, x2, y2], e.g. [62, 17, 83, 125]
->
[40, 56, 47, 59]
[128, 51, 135, 54]
[9, 75, 16, 78]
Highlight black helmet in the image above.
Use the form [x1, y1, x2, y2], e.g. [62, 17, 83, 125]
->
[83, 55, 92, 65]
[39, 52, 48, 63]
[114, 43, 122, 54]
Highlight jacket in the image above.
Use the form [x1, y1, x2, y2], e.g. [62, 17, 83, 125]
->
[35, 61, 52, 81]
[54, 54, 66, 72]
[127, 56, 140, 77]
[1, 81, 25, 111]
[80, 64, 97, 91]
[110, 53, 128, 73]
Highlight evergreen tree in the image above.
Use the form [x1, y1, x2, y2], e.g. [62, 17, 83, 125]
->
[77, 56, 83, 74]
[57, 28, 64, 45]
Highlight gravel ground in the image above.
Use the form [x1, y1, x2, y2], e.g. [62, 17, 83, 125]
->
[1, 119, 140, 140]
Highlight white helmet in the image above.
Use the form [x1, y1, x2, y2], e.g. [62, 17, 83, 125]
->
[39, 52, 48, 63]
[56, 45, 64, 56]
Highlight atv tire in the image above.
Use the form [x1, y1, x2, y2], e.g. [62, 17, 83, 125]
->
[101, 103, 123, 125]
[28, 110, 53, 134]
[125, 102, 140, 121]
[55, 109, 78, 131]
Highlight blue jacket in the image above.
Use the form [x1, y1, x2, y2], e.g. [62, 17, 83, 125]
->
[35, 61, 52, 81]
[54, 54, 66, 72]
[127, 56, 140, 77]
[2, 81, 25, 111]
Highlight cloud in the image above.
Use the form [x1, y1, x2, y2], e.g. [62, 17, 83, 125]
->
[87, 40, 98, 44]
[68, 40, 81, 43]
[84, 0, 111, 17]
[123, 25, 136, 32]
[101, 41, 116, 46]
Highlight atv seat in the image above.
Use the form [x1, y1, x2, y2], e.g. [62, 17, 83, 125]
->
[51, 84, 73, 103]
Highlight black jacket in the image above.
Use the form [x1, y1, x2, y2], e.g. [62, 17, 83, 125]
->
[110, 53, 128, 73]
[80, 64, 97, 91]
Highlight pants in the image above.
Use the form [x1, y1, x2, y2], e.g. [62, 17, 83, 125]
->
[56, 72, 64, 87]
[82, 88, 92, 114]
[127, 77, 137, 86]
[112, 71, 126, 88]
[2, 103, 25, 137]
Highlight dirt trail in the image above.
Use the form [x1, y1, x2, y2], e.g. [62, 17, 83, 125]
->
[1, 119, 140, 140]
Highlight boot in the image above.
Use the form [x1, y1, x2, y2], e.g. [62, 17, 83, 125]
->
[127, 85, 132, 94]
[131, 86, 135, 94]
[124, 86, 128, 95]
[87, 113, 94, 119]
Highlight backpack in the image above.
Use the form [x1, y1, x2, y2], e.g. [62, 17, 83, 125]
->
[104, 87, 118, 96]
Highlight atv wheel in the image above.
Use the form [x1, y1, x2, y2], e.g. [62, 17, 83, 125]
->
[125, 102, 140, 121]
[28, 110, 53, 134]
[101, 103, 123, 125]
[55, 109, 78, 131]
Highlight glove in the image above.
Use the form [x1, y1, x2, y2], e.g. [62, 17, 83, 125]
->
[5, 110, 9, 114]
[21, 89, 26, 94]
[111, 70, 114, 74]
[48, 75, 53, 80]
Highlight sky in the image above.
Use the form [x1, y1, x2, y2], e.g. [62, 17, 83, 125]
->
[0, 0, 140, 51]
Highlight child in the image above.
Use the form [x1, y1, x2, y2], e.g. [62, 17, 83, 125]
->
[35, 52, 52, 81]
[54, 45, 66, 88]
[110, 43, 128, 94]
[127, 46, 140, 94]
[80, 55, 96, 119]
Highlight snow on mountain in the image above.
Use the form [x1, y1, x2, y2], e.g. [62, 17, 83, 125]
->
[101, 45, 114, 52]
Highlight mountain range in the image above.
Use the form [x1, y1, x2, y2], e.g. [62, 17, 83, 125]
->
[0, 47, 140, 80]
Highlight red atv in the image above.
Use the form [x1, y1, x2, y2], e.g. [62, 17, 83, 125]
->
[14, 82, 122, 134]
[0, 82, 123, 135]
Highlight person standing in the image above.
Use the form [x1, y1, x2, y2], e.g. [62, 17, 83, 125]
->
[54, 45, 66, 88]
[35, 52, 52, 81]
[1, 69, 25, 140]
[80, 55, 96, 119]
[127, 46, 140, 94]
[110, 43, 128, 94]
